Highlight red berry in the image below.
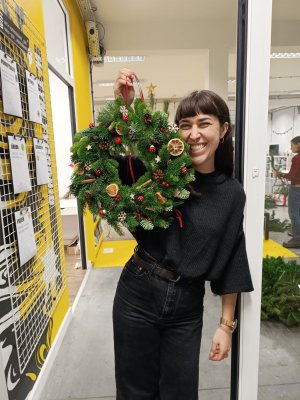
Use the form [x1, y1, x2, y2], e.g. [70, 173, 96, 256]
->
[147, 217, 152, 221]
[137, 195, 144, 202]
[114, 137, 122, 145]
[89, 122, 95, 128]
[123, 115, 128, 122]
[149, 145, 156, 153]
[181, 167, 188, 174]
[162, 181, 170, 187]
[99, 209, 106, 215]
[115, 194, 121, 201]
[95, 169, 103, 176]
[159, 128, 164, 132]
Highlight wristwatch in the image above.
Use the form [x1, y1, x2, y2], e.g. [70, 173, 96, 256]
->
[219, 317, 238, 332]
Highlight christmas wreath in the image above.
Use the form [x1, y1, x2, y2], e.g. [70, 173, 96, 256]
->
[70, 96, 195, 234]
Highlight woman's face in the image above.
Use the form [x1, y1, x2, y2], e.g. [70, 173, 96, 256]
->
[179, 113, 228, 173]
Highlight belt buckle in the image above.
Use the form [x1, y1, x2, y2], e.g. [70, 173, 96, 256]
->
[170, 274, 181, 283]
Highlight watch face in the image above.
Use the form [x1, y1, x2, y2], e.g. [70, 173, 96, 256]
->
[220, 318, 237, 330]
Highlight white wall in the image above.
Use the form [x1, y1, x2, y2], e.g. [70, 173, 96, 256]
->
[267, 106, 300, 154]
[93, 49, 210, 102]
[43, 0, 72, 84]
[48, 70, 73, 198]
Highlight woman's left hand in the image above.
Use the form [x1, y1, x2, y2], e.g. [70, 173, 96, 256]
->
[208, 327, 232, 361]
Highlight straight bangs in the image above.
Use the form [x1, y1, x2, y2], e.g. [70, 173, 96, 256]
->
[175, 90, 228, 126]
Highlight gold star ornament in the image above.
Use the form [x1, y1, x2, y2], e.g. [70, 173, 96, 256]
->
[146, 83, 157, 94]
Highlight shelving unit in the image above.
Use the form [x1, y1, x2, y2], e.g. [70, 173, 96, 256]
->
[265, 155, 291, 202]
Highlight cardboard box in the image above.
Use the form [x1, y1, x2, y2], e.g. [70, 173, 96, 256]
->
[66, 242, 80, 255]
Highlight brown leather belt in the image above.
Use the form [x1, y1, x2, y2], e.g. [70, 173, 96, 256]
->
[132, 247, 181, 283]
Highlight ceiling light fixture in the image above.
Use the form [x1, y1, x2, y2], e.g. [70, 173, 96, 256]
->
[271, 52, 300, 59]
[104, 56, 146, 63]
[98, 82, 114, 87]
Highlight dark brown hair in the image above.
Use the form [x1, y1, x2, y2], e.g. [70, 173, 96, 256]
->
[291, 136, 300, 145]
[175, 90, 234, 177]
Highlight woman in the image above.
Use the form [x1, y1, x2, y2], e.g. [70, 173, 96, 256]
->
[273, 136, 300, 248]
[112, 69, 254, 400]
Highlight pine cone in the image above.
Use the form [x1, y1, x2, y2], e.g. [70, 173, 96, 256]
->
[129, 130, 136, 140]
[144, 114, 152, 124]
[153, 169, 164, 180]
[134, 211, 143, 221]
[99, 141, 109, 151]
[84, 190, 93, 198]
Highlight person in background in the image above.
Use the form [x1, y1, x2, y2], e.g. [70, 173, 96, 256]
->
[273, 136, 300, 248]
[112, 68, 254, 400]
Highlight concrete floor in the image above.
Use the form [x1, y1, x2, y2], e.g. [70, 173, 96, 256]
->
[39, 266, 300, 400]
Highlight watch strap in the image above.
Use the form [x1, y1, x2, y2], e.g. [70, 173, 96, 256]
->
[219, 317, 237, 332]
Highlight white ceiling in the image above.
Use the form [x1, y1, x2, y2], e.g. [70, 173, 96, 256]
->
[91, 0, 300, 23]
[91, 0, 236, 23]
[86, 0, 300, 113]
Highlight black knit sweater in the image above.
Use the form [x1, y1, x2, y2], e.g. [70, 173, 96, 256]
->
[118, 157, 254, 295]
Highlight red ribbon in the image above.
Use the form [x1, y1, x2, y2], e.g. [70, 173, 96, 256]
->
[125, 77, 129, 109]
[124, 74, 145, 183]
[174, 208, 183, 228]
[128, 154, 135, 184]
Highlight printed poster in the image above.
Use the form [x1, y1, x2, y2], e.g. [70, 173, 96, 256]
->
[26, 70, 42, 124]
[8, 135, 32, 194]
[0, 50, 22, 117]
[15, 207, 37, 266]
[33, 138, 49, 185]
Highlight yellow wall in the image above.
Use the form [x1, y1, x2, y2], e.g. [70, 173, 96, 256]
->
[63, 0, 93, 130]
[17, 0, 45, 34]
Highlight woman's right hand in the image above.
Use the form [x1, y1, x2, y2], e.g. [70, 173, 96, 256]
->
[113, 69, 135, 105]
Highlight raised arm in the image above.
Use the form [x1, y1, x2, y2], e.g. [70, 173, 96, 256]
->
[113, 68, 136, 105]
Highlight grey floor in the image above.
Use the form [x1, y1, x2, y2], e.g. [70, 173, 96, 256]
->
[39, 267, 300, 400]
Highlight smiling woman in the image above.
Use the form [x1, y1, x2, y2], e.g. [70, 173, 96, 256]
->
[110, 69, 253, 400]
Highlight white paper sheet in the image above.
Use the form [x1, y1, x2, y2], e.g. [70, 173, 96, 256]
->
[33, 138, 49, 185]
[15, 207, 37, 266]
[0, 50, 22, 118]
[26, 70, 42, 124]
[8, 135, 32, 194]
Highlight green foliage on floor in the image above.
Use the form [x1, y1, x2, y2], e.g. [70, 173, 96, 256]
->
[264, 195, 277, 209]
[261, 257, 300, 326]
[268, 210, 291, 232]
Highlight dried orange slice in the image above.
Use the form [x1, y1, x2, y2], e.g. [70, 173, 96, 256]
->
[106, 183, 120, 197]
[167, 138, 184, 156]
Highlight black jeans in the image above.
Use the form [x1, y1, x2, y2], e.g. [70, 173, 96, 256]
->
[113, 258, 205, 400]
